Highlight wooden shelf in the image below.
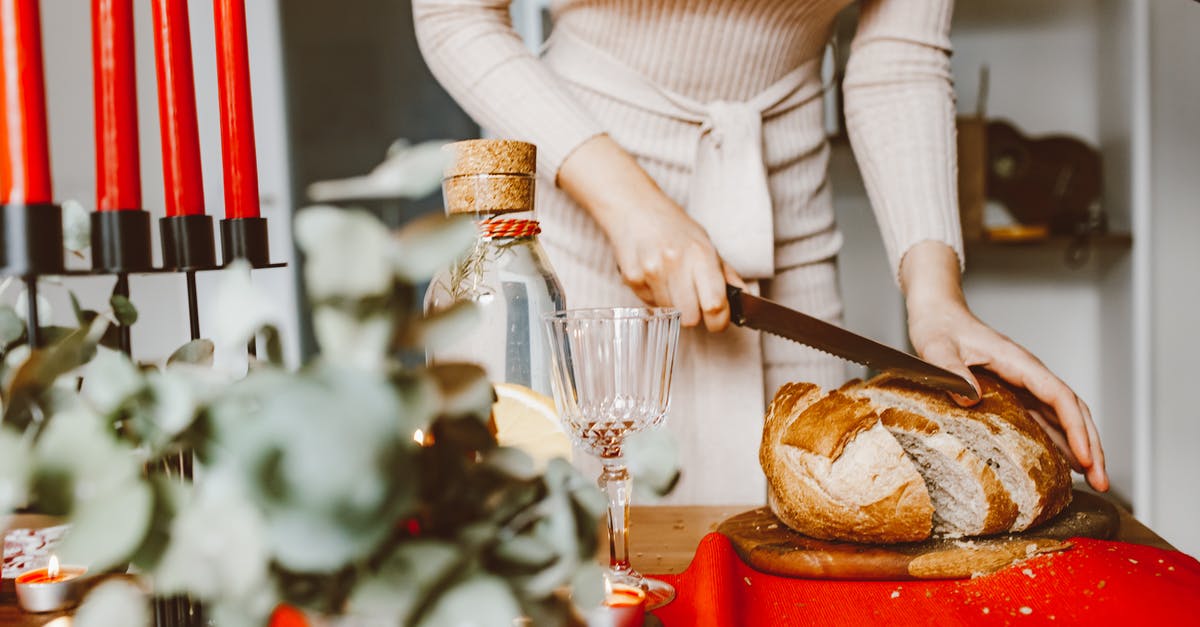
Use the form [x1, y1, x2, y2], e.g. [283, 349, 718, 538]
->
[965, 232, 1132, 251]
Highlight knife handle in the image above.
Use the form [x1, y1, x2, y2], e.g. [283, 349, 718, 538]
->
[726, 284, 747, 326]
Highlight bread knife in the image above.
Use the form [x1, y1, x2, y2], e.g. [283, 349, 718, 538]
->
[726, 284, 980, 400]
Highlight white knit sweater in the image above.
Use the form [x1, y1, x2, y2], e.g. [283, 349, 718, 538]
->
[414, 0, 964, 504]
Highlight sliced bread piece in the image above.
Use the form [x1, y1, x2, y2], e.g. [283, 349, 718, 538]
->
[856, 373, 1072, 531]
[761, 383, 934, 544]
[876, 407, 1018, 537]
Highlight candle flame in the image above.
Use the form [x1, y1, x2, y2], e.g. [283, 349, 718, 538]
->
[47, 555, 59, 579]
[413, 429, 425, 445]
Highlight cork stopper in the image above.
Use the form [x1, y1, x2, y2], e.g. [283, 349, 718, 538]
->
[442, 139, 537, 215]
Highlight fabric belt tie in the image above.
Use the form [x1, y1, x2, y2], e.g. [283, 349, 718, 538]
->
[544, 29, 825, 279]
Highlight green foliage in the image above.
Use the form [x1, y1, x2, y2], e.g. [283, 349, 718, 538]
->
[0, 145, 679, 624]
[109, 294, 138, 327]
[0, 144, 686, 619]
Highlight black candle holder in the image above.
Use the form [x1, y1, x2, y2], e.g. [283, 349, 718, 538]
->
[0, 203, 65, 275]
[220, 216, 271, 267]
[159, 214, 217, 270]
[91, 209, 153, 272]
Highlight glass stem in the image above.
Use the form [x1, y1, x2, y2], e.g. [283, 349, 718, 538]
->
[599, 457, 633, 576]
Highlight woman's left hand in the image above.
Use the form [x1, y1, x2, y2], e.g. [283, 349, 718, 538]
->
[900, 241, 1109, 492]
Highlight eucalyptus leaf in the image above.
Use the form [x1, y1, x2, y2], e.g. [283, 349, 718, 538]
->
[70, 291, 86, 326]
[425, 362, 493, 418]
[417, 300, 481, 352]
[74, 578, 150, 627]
[493, 534, 559, 571]
[4, 321, 107, 429]
[211, 262, 283, 350]
[167, 339, 214, 367]
[569, 563, 607, 612]
[295, 206, 395, 301]
[259, 325, 285, 367]
[58, 479, 153, 572]
[484, 447, 537, 481]
[109, 294, 138, 326]
[311, 307, 390, 371]
[306, 138, 450, 203]
[154, 471, 271, 601]
[346, 540, 461, 622]
[80, 348, 144, 415]
[145, 370, 202, 441]
[0, 428, 31, 513]
[417, 574, 523, 627]
[392, 212, 478, 282]
[62, 199, 92, 255]
[14, 287, 52, 327]
[624, 429, 681, 500]
[0, 305, 24, 347]
[131, 475, 192, 572]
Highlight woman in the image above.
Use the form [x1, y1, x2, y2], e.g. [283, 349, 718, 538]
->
[413, 0, 1107, 504]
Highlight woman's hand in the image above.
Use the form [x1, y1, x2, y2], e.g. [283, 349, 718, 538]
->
[558, 135, 743, 331]
[901, 241, 1109, 492]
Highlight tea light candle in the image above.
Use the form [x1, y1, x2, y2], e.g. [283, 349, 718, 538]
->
[14, 555, 87, 613]
[597, 582, 646, 627]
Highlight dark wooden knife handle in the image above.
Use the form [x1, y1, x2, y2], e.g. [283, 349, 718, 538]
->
[726, 284, 747, 326]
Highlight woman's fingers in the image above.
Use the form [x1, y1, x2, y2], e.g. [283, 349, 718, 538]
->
[695, 254, 731, 332]
[982, 343, 1100, 486]
[1027, 407, 1083, 472]
[916, 337, 981, 406]
[1079, 398, 1109, 491]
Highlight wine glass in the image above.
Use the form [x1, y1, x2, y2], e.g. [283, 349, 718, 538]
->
[543, 307, 681, 609]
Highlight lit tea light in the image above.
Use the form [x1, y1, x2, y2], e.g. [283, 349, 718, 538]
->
[14, 555, 88, 613]
[413, 429, 426, 445]
[593, 579, 646, 627]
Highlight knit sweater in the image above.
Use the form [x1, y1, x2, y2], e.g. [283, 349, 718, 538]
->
[413, 0, 963, 504]
[413, 0, 963, 279]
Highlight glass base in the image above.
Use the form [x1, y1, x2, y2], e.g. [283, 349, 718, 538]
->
[608, 569, 676, 610]
[641, 576, 676, 610]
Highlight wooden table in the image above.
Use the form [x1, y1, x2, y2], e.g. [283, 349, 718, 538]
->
[623, 497, 1175, 575]
[0, 496, 1176, 625]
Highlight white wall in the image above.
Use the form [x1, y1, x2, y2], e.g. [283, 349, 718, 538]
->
[1147, 0, 1200, 557]
[9, 0, 298, 365]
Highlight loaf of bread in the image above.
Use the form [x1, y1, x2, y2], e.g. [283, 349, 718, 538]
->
[761, 372, 1072, 543]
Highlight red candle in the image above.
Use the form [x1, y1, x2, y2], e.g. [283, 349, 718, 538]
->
[212, 0, 260, 219]
[0, 0, 53, 205]
[151, 0, 205, 217]
[92, 0, 141, 211]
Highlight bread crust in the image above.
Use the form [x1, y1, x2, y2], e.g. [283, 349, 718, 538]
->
[761, 373, 1072, 543]
[762, 383, 933, 543]
[858, 373, 1073, 530]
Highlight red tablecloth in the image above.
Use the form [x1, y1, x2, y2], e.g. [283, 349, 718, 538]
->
[651, 533, 1200, 626]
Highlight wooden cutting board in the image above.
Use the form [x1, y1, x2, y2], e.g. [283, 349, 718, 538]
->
[717, 489, 1118, 580]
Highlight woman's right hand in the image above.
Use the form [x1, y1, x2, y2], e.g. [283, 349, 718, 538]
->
[558, 135, 743, 331]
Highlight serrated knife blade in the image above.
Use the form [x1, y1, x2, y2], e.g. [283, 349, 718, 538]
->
[726, 284, 979, 400]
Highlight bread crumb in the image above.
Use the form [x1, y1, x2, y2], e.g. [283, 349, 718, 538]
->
[982, 608, 990, 615]
[767, 523, 779, 530]
[1169, 566, 1176, 571]
[1019, 606, 1033, 615]
[1097, 580, 1106, 589]
[1128, 558, 1138, 565]
[1022, 568, 1035, 579]
[744, 576, 752, 586]
[890, 590, 901, 599]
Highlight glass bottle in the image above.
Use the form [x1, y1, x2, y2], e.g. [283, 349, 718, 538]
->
[425, 139, 565, 398]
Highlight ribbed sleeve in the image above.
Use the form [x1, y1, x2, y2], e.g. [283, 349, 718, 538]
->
[411, 0, 604, 178]
[842, 0, 964, 280]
